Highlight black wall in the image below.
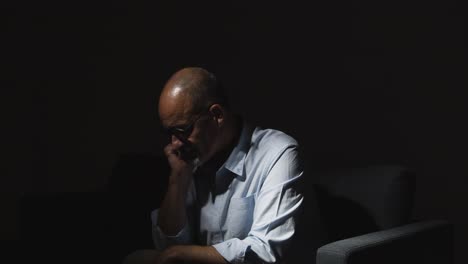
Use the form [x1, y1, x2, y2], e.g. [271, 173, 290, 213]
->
[2, 1, 466, 263]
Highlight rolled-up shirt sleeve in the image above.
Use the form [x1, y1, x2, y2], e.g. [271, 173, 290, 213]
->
[151, 180, 196, 250]
[150, 209, 193, 250]
[213, 146, 304, 263]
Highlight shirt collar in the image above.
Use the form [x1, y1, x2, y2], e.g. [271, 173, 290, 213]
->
[216, 121, 253, 180]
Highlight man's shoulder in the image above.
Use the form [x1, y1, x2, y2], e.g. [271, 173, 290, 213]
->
[245, 126, 303, 181]
[251, 126, 299, 151]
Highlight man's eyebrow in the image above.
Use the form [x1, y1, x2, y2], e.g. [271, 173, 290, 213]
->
[166, 122, 190, 130]
[163, 118, 186, 128]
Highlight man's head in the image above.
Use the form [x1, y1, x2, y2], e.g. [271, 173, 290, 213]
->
[158, 67, 233, 166]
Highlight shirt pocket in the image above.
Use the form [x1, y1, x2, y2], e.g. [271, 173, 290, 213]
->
[225, 195, 255, 239]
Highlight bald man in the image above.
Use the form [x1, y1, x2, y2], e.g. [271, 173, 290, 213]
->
[124, 67, 304, 264]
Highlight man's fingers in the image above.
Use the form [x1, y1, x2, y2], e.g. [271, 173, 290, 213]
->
[164, 144, 176, 156]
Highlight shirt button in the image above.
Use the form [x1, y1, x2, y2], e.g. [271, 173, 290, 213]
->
[227, 242, 232, 246]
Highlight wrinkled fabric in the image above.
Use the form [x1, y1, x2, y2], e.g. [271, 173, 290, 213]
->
[152, 123, 304, 264]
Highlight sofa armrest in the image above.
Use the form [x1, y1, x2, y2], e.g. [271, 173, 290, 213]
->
[316, 220, 453, 264]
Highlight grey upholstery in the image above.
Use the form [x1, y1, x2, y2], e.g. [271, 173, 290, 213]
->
[312, 165, 415, 243]
[307, 165, 453, 264]
[316, 220, 453, 264]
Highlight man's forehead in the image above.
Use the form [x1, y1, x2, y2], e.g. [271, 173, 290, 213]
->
[168, 85, 184, 98]
[159, 97, 193, 127]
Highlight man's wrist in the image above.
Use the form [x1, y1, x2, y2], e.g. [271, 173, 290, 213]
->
[168, 170, 192, 188]
[166, 179, 190, 198]
[160, 245, 185, 264]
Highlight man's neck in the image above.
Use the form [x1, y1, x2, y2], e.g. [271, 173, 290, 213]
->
[202, 115, 242, 173]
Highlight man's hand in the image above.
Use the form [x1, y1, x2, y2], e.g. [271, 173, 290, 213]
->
[164, 143, 195, 188]
[158, 143, 197, 236]
[155, 245, 227, 264]
[155, 246, 177, 264]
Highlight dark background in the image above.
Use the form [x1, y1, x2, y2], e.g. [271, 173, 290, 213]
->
[2, 1, 466, 263]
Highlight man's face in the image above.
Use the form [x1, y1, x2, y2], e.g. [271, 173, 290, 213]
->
[159, 97, 217, 165]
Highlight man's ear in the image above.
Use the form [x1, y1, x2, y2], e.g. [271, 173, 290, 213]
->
[209, 104, 224, 127]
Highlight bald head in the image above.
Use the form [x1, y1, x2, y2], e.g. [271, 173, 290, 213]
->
[158, 67, 240, 166]
[159, 67, 228, 118]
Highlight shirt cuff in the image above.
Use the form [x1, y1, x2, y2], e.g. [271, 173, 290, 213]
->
[212, 238, 250, 264]
[151, 209, 191, 250]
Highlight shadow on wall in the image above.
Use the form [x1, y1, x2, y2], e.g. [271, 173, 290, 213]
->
[313, 185, 379, 243]
[108, 152, 170, 196]
[19, 152, 171, 264]
[107, 152, 171, 259]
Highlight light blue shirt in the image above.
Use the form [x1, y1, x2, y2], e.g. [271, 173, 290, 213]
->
[151, 122, 304, 264]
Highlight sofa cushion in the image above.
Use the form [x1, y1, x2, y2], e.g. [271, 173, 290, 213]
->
[312, 165, 415, 243]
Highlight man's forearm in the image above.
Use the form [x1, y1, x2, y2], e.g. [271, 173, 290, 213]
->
[157, 180, 190, 235]
[159, 245, 227, 264]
